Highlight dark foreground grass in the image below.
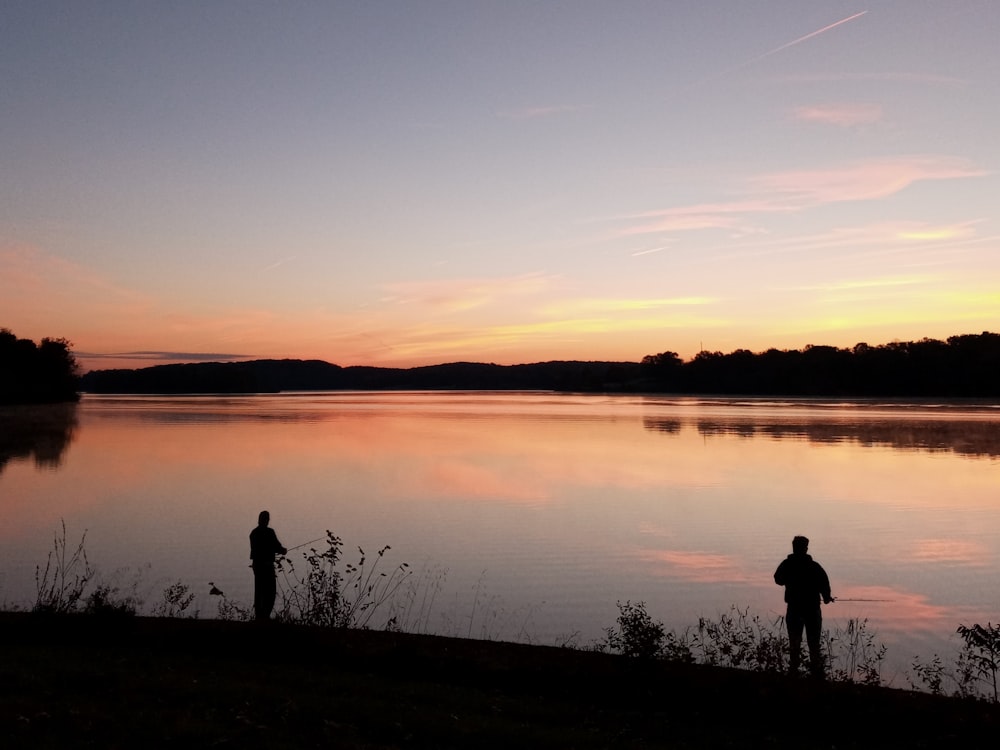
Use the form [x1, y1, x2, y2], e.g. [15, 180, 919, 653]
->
[2, 612, 998, 749]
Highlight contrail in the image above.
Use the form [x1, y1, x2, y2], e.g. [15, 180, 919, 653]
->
[683, 10, 868, 91]
[747, 11, 869, 65]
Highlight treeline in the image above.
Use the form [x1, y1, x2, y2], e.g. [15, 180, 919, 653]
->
[641, 331, 1000, 397]
[79, 359, 641, 394]
[0, 329, 80, 404]
[67, 330, 1000, 397]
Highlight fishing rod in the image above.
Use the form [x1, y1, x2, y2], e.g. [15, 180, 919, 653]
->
[284, 536, 327, 553]
[833, 597, 896, 602]
[247, 536, 329, 567]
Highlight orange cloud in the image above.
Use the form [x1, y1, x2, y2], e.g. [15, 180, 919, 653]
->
[380, 273, 555, 313]
[0, 244, 153, 336]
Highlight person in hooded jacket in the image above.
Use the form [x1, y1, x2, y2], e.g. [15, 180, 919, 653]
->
[774, 535, 833, 677]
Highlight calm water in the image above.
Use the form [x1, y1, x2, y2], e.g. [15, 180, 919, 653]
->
[2, 392, 999, 676]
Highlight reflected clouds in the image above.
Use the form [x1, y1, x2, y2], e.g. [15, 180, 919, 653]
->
[832, 586, 972, 635]
[637, 549, 755, 584]
[908, 538, 992, 567]
[4, 391, 1000, 671]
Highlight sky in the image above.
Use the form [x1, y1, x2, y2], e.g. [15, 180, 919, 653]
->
[2, 1, 998, 372]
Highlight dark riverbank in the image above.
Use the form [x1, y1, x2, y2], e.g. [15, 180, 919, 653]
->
[3, 613, 997, 748]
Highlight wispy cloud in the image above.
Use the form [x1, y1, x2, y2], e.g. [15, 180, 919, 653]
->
[380, 273, 554, 313]
[787, 275, 932, 293]
[630, 244, 673, 257]
[497, 105, 586, 120]
[0, 245, 155, 336]
[793, 102, 883, 127]
[775, 72, 967, 87]
[261, 255, 297, 272]
[621, 157, 988, 238]
[619, 200, 791, 236]
[749, 155, 988, 206]
[77, 351, 255, 363]
[541, 297, 717, 316]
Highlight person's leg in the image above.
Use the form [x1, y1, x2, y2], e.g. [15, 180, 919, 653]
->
[261, 572, 277, 620]
[253, 569, 263, 619]
[786, 608, 804, 675]
[805, 608, 824, 678]
[253, 567, 275, 620]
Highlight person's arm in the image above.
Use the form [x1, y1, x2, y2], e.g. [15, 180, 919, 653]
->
[272, 530, 287, 556]
[818, 563, 833, 604]
[774, 560, 787, 586]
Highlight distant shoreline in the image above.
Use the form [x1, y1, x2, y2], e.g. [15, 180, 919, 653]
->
[76, 331, 1000, 398]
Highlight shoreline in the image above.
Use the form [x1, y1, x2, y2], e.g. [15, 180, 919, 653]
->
[3, 612, 998, 748]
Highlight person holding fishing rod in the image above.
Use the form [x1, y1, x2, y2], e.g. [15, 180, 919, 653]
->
[250, 510, 287, 621]
[774, 535, 834, 678]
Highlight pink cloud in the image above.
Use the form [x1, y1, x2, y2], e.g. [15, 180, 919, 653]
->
[619, 200, 792, 236]
[749, 156, 988, 206]
[793, 103, 884, 127]
[619, 156, 988, 237]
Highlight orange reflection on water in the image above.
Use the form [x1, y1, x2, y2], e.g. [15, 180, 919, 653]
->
[907, 538, 991, 566]
[637, 549, 756, 584]
[832, 586, 964, 635]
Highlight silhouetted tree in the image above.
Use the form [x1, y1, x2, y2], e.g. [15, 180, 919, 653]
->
[640, 332, 1000, 397]
[0, 329, 80, 403]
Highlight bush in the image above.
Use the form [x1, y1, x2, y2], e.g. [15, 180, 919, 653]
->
[153, 581, 198, 618]
[274, 531, 411, 629]
[598, 600, 692, 661]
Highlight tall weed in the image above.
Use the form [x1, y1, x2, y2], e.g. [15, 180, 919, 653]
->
[33, 521, 94, 614]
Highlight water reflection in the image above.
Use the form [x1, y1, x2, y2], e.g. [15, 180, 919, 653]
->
[3, 393, 999, 679]
[0, 403, 78, 473]
[645, 413, 1000, 458]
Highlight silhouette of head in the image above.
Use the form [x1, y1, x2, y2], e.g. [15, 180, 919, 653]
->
[792, 535, 809, 554]
[258, 510, 270, 527]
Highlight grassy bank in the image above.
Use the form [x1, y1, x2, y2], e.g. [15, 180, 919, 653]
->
[2, 612, 999, 749]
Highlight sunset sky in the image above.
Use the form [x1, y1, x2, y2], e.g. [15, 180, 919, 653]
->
[3, 1, 998, 371]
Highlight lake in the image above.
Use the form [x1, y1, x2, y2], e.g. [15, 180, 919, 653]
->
[2, 392, 999, 679]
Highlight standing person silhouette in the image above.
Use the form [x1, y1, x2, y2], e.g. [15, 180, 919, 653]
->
[774, 535, 833, 677]
[250, 510, 287, 621]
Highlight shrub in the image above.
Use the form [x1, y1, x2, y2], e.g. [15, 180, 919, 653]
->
[275, 531, 411, 629]
[153, 581, 198, 618]
[598, 600, 692, 661]
[690, 606, 786, 673]
[957, 623, 1000, 702]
